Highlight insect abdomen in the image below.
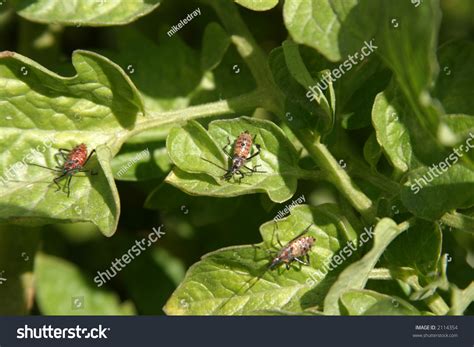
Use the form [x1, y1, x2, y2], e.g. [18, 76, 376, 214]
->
[289, 236, 315, 258]
[234, 131, 252, 158]
[270, 235, 315, 268]
[65, 143, 88, 170]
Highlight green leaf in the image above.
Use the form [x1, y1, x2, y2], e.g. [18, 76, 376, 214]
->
[383, 220, 442, 276]
[35, 254, 135, 315]
[434, 41, 474, 115]
[372, 85, 419, 172]
[102, 28, 202, 113]
[165, 117, 302, 203]
[111, 143, 171, 181]
[163, 204, 356, 315]
[11, 0, 161, 26]
[400, 250, 449, 302]
[444, 114, 474, 140]
[0, 225, 40, 314]
[201, 23, 231, 71]
[340, 65, 391, 130]
[373, 86, 474, 220]
[167, 120, 226, 175]
[286, 0, 445, 158]
[283, 0, 350, 62]
[0, 50, 144, 236]
[324, 218, 405, 315]
[449, 282, 474, 315]
[284, 0, 440, 93]
[341, 289, 421, 315]
[268, 46, 323, 131]
[363, 132, 382, 169]
[234, 0, 278, 11]
[282, 41, 334, 134]
[401, 162, 474, 220]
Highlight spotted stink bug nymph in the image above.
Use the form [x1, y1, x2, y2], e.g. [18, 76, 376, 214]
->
[268, 223, 316, 270]
[213, 223, 316, 313]
[28, 143, 97, 197]
[201, 130, 265, 182]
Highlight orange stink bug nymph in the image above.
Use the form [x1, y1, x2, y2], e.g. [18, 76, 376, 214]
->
[268, 224, 316, 270]
[202, 130, 265, 182]
[29, 143, 97, 197]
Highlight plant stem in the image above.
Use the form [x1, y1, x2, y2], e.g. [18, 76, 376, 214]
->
[440, 211, 474, 234]
[202, 0, 277, 93]
[296, 129, 373, 219]
[368, 267, 450, 315]
[349, 160, 401, 195]
[409, 280, 450, 315]
[368, 268, 392, 280]
[207, 0, 374, 220]
[117, 89, 266, 146]
[296, 168, 328, 182]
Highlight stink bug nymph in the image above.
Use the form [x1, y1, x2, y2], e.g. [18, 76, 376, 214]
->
[213, 223, 316, 313]
[269, 224, 316, 270]
[201, 130, 265, 182]
[29, 143, 97, 197]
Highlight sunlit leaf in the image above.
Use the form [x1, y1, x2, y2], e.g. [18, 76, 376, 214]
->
[164, 204, 355, 315]
[165, 117, 303, 203]
[0, 50, 144, 236]
[11, 0, 161, 26]
[35, 254, 135, 315]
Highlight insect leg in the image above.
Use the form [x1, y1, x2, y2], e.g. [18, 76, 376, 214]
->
[53, 173, 68, 192]
[237, 170, 245, 184]
[66, 175, 72, 197]
[83, 149, 96, 166]
[80, 148, 97, 175]
[275, 231, 284, 248]
[270, 222, 284, 249]
[246, 144, 261, 160]
[294, 257, 309, 266]
[243, 164, 266, 175]
[54, 149, 69, 166]
[222, 137, 233, 159]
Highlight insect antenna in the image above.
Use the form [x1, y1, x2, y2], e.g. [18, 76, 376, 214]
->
[27, 162, 62, 173]
[288, 223, 314, 243]
[213, 267, 267, 314]
[200, 156, 228, 172]
[212, 245, 270, 314]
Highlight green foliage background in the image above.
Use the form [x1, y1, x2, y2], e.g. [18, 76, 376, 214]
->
[0, 0, 473, 315]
